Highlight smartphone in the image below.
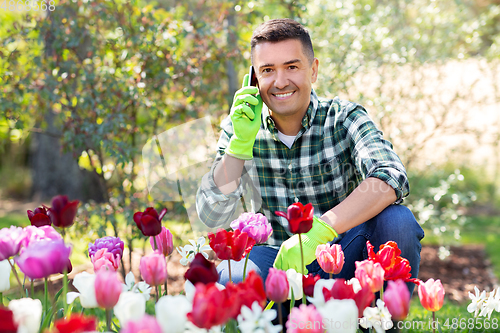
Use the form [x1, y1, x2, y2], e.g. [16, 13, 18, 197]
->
[249, 66, 258, 87]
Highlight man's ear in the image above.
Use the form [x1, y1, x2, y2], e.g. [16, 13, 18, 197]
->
[311, 57, 319, 83]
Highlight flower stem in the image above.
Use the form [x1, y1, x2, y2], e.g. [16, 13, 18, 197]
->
[242, 253, 250, 282]
[8, 260, 23, 298]
[158, 285, 162, 301]
[30, 279, 34, 298]
[106, 309, 112, 332]
[153, 237, 158, 251]
[44, 278, 49, 317]
[155, 285, 159, 303]
[329, 273, 332, 279]
[228, 259, 232, 284]
[164, 281, 168, 296]
[0, 292, 3, 306]
[380, 284, 384, 300]
[298, 234, 305, 305]
[278, 302, 283, 333]
[433, 311, 436, 333]
[63, 269, 68, 317]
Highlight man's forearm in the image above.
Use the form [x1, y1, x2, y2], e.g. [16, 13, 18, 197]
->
[213, 154, 246, 194]
[320, 177, 398, 234]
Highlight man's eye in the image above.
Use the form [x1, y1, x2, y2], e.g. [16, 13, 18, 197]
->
[262, 68, 272, 73]
[289, 65, 298, 69]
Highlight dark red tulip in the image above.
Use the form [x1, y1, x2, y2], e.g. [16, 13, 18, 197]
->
[133, 207, 167, 237]
[0, 307, 18, 333]
[27, 206, 51, 227]
[302, 273, 321, 297]
[48, 195, 79, 229]
[275, 202, 314, 234]
[208, 229, 255, 262]
[367, 240, 412, 281]
[184, 253, 219, 286]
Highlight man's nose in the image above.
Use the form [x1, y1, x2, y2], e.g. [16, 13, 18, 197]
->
[274, 70, 289, 90]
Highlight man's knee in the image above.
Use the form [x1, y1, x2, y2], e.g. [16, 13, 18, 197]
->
[375, 205, 425, 243]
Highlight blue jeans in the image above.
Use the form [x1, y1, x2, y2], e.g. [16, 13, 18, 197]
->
[217, 204, 425, 295]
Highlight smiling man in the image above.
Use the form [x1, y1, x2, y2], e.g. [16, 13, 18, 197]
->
[196, 19, 424, 294]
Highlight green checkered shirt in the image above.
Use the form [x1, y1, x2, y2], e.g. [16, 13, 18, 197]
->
[196, 89, 409, 246]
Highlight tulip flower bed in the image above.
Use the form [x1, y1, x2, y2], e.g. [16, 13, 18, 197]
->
[1, 196, 500, 333]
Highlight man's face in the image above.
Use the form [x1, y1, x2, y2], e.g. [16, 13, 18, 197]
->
[252, 39, 318, 120]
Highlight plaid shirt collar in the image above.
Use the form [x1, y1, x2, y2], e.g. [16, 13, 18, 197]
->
[262, 89, 320, 139]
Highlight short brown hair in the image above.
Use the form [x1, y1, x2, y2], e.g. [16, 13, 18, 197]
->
[251, 19, 314, 64]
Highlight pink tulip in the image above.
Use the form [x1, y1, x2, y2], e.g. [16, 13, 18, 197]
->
[230, 212, 273, 244]
[286, 304, 323, 333]
[121, 315, 163, 333]
[21, 226, 62, 252]
[315, 243, 344, 275]
[150, 227, 174, 256]
[355, 260, 385, 293]
[15, 239, 72, 279]
[95, 270, 122, 309]
[265, 268, 289, 303]
[0, 226, 25, 260]
[139, 250, 167, 286]
[418, 278, 445, 312]
[91, 248, 120, 272]
[384, 279, 410, 320]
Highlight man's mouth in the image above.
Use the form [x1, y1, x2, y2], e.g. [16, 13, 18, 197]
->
[272, 91, 294, 99]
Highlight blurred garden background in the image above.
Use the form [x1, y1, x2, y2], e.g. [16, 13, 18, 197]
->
[1, 0, 500, 328]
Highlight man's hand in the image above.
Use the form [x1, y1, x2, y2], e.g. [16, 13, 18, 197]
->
[225, 74, 263, 160]
[273, 216, 338, 274]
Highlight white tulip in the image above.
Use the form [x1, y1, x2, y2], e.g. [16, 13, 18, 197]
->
[114, 291, 146, 327]
[286, 269, 303, 300]
[306, 278, 336, 307]
[8, 298, 42, 333]
[317, 298, 358, 333]
[156, 294, 192, 333]
[0, 259, 12, 292]
[66, 271, 98, 308]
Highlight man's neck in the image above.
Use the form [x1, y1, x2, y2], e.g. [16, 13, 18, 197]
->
[269, 109, 307, 136]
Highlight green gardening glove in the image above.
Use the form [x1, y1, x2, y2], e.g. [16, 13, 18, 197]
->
[225, 73, 263, 160]
[273, 216, 338, 274]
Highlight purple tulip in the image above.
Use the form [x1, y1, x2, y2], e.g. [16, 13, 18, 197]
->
[21, 226, 62, 251]
[0, 226, 25, 261]
[230, 212, 273, 244]
[15, 239, 72, 279]
[88, 236, 124, 259]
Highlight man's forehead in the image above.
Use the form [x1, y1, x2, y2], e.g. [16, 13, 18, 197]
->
[252, 39, 308, 65]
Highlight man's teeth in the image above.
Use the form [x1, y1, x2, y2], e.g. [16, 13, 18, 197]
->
[275, 92, 293, 97]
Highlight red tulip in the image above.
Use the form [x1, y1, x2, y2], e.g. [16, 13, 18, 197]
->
[184, 253, 218, 286]
[48, 195, 79, 229]
[139, 250, 167, 286]
[150, 226, 173, 256]
[133, 207, 167, 237]
[53, 314, 97, 333]
[225, 270, 266, 319]
[275, 202, 314, 234]
[366, 240, 412, 281]
[265, 268, 289, 303]
[302, 273, 320, 298]
[187, 282, 232, 329]
[315, 243, 344, 275]
[323, 279, 374, 318]
[417, 278, 445, 312]
[208, 229, 255, 261]
[384, 279, 411, 320]
[27, 206, 51, 227]
[0, 307, 18, 333]
[95, 270, 122, 309]
[355, 259, 385, 293]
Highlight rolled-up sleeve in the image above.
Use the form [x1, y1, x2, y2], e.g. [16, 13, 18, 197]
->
[344, 105, 409, 203]
[195, 116, 247, 228]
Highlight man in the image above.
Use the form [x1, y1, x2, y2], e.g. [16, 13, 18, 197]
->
[196, 18, 424, 294]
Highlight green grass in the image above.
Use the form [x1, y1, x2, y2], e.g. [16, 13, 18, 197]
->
[0, 213, 28, 229]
